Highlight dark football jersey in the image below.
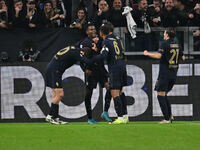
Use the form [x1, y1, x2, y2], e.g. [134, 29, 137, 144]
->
[158, 39, 183, 78]
[101, 34, 126, 71]
[79, 36, 107, 76]
[79, 37, 93, 49]
[52, 46, 83, 74]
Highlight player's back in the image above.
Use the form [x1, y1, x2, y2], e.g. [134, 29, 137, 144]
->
[103, 34, 125, 70]
[159, 39, 183, 78]
[53, 46, 81, 73]
[79, 37, 107, 75]
[79, 37, 93, 48]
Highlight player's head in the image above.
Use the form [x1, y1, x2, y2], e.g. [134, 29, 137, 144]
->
[102, 22, 114, 33]
[86, 23, 97, 38]
[164, 28, 175, 40]
[99, 22, 114, 39]
[81, 47, 93, 58]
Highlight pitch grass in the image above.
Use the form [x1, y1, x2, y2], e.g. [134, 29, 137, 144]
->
[0, 121, 200, 150]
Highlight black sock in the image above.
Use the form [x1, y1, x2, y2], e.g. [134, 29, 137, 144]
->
[113, 96, 123, 117]
[49, 103, 59, 118]
[165, 96, 172, 116]
[85, 88, 93, 119]
[104, 89, 112, 112]
[56, 104, 59, 118]
[157, 95, 170, 120]
[120, 92, 127, 115]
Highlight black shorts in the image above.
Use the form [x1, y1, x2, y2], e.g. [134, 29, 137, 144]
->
[98, 67, 109, 87]
[154, 77, 176, 92]
[109, 69, 127, 90]
[85, 70, 108, 89]
[46, 59, 63, 88]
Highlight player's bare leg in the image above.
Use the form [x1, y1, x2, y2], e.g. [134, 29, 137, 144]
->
[46, 88, 68, 124]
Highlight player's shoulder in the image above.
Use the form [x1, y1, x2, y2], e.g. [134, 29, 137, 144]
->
[107, 34, 118, 40]
[160, 40, 168, 45]
[104, 35, 115, 44]
[80, 38, 88, 45]
[160, 40, 171, 49]
[158, 41, 168, 53]
[80, 37, 93, 48]
[65, 46, 78, 52]
[67, 46, 76, 51]
[82, 37, 92, 43]
[169, 40, 179, 48]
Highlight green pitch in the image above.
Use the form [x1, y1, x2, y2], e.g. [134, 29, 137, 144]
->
[0, 121, 200, 150]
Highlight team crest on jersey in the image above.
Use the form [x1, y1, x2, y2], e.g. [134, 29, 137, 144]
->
[56, 82, 59, 87]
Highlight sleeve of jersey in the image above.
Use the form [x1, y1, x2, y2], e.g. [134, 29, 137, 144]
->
[79, 61, 86, 71]
[158, 42, 165, 55]
[89, 48, 108, 63]
[80, 40, 93, 49]
[80, 47, 108, 64]
[179, 45, 184, 57]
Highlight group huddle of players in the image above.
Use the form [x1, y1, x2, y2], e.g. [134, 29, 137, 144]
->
[45, 22, 129, 125]
[45, 22, 185, 125]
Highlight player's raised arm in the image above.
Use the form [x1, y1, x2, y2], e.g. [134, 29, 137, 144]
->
[143, 50, 162, 59]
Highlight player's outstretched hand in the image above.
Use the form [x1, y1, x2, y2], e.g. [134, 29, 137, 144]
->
[144, 50, 149, 56]
[80, 51, 84, 56]
[92, 43, 97, 51]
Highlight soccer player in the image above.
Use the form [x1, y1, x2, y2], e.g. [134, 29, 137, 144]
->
[144, 28, 185, 124]
[45, 46, 92, 125]
[78, 23, 112, 124]
[82, 22, 129, 124]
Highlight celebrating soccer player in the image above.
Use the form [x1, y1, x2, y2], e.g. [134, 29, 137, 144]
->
[77, 23, 112, 124]
[82, 22, 129, 124]
[45, 46, 92, 124]
[144, 28, 185, 124]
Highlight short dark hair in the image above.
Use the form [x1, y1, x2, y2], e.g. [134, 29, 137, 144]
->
[81, 47, 93, 58]
[165, 28, 176, 39]
[99, 22, 114, 35]
[86, 23, 95, 30]
[103, 22, 114, 32]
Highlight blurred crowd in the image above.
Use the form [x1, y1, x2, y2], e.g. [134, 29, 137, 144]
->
[1, 0, 200, 62]
[0, 0, 200, 30]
